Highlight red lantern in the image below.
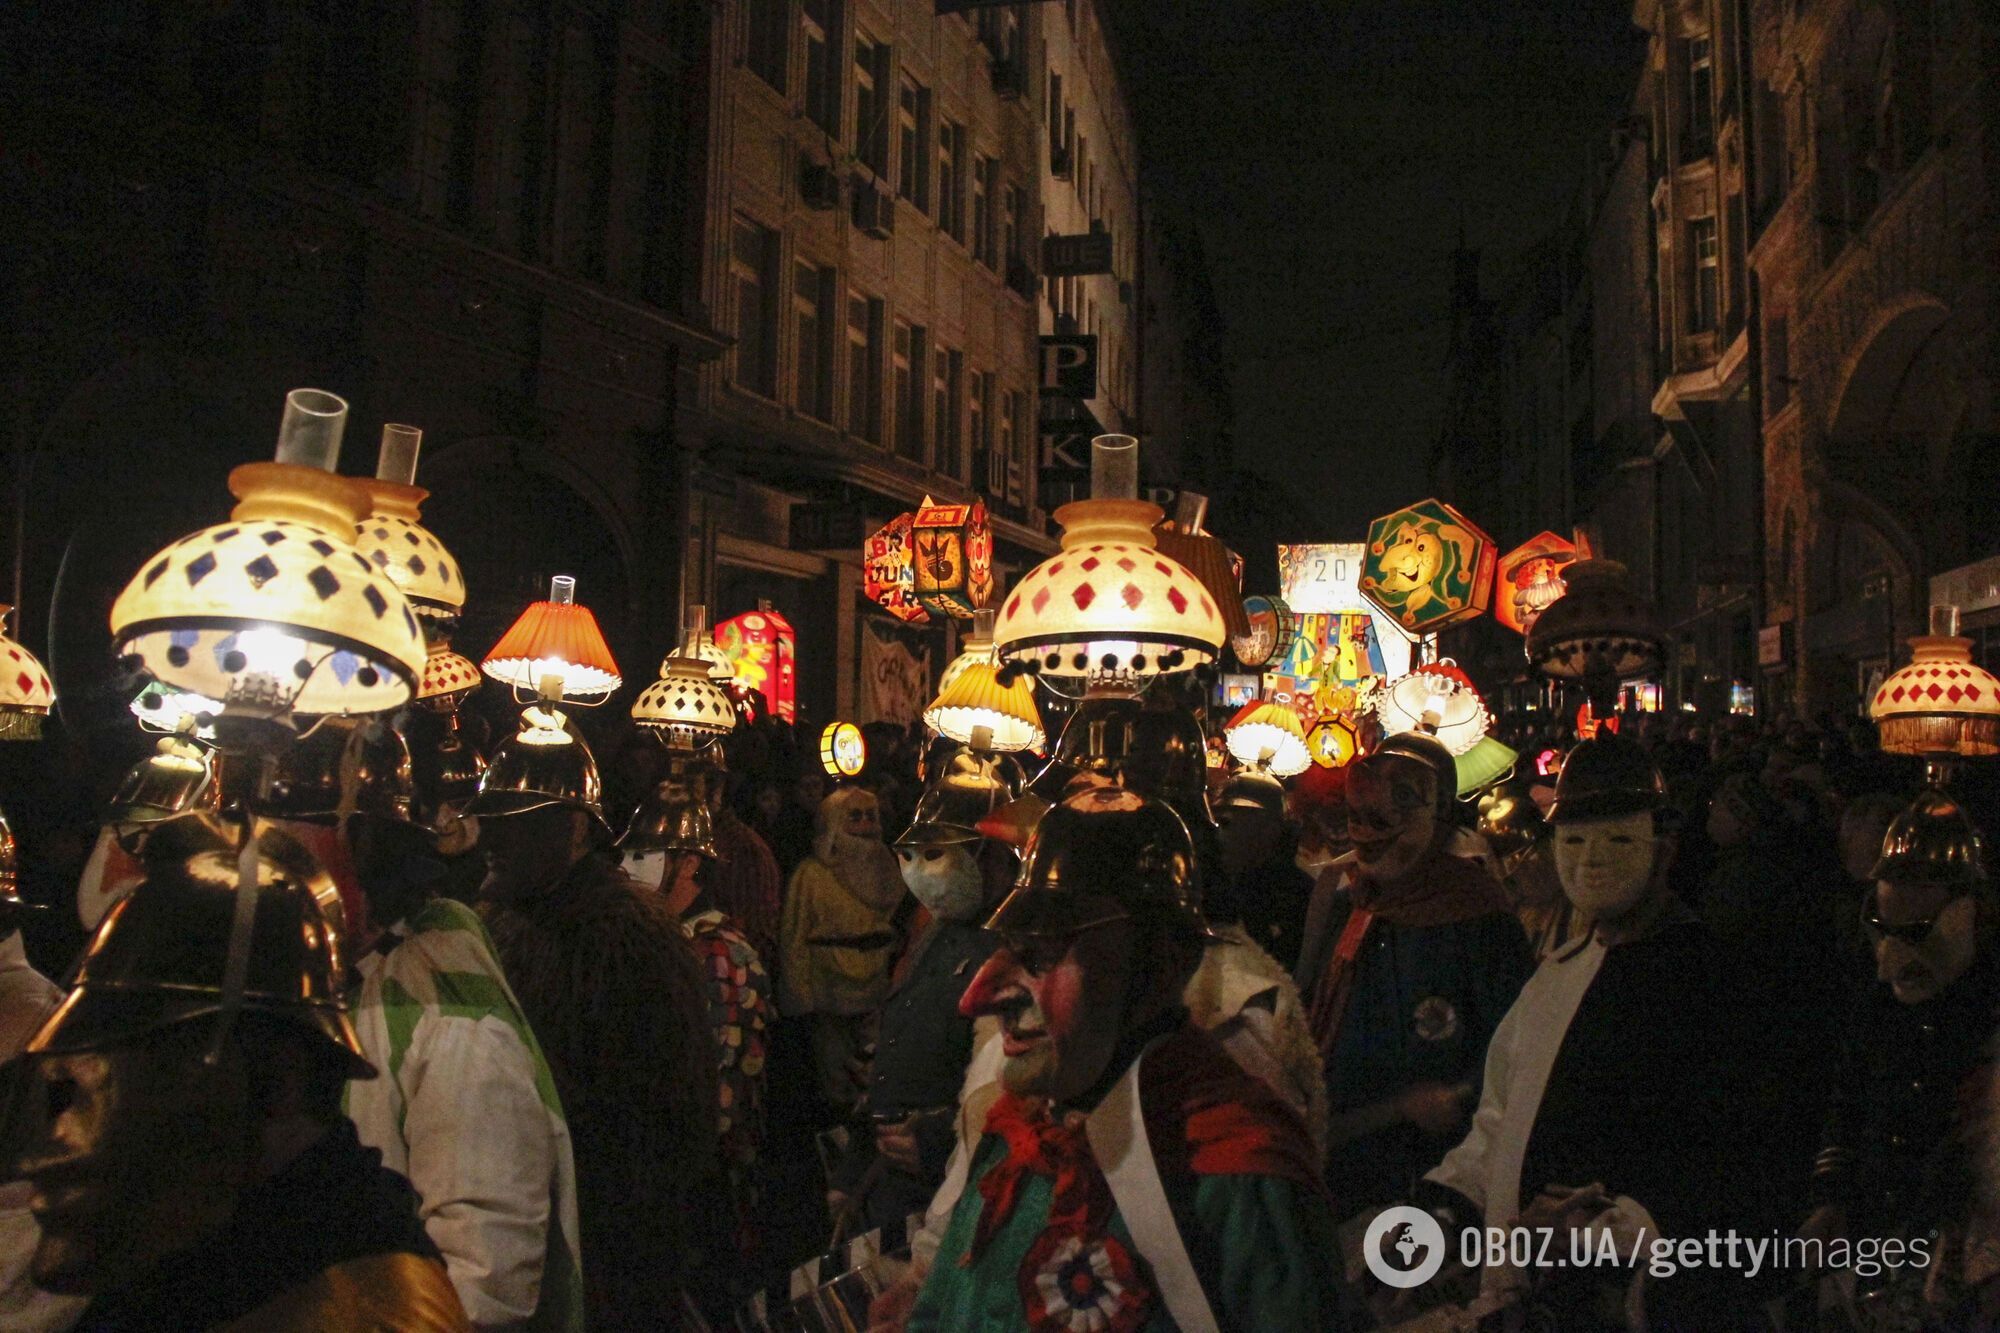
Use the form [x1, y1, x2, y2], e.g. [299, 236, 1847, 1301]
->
[1494, 531, 1581, 637]
[863, 512, 927, 624]
[715, 610, 797, 723]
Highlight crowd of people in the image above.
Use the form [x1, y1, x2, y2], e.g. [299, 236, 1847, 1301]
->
[0, 690, 1995, 1331]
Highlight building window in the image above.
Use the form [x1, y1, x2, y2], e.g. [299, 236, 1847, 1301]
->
[971, 154, 996, 265]
[1685, 35, 1713, 159]
[853, 37, 889, 175]
[934, 346, 963, 480]
[893, 320, 927, 462]
[976, 6, 1018, 66]
[731, 217, 780, 397]
[1003, 183, 1024, 268]
[1689, 216, 1719, 333]
[1002, 388, 1028, 505]
[970, 371, 992, 488]
[803, 0, 839, 135]
[1047, 72, 1063, 159]
[847, 294, 883, 443]
[793, 261, 835, 421]
[897, 77, 930, 210]
[746, 0, 788, 94]
[1764, 311, 1791, 414]
[938, 120, 966, 242]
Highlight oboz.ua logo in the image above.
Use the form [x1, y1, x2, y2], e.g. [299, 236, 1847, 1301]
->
[1363, 1206, 1447, 1289]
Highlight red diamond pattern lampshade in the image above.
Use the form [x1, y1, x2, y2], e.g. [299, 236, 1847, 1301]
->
[1871, 631, 2000, 757]
[0, 609, 53, 741]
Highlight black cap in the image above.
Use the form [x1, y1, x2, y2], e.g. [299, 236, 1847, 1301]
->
[1546, 734, 1665, 824]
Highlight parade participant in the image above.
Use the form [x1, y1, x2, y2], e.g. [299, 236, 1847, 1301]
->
[778, 786, 907, 1113]
[16, 856, 468, 1331]
[0, 825, 83, 1333]
[1477, 776, 1587, 960]
[1415, 734, 1760, 1327]
[850, 744, 1012, 1234]
[341, 774, 584, 1333]
[627, 778, 771, 1283]
[1801, 789, 2000, 1322]
[703, 745, 783, 969]
[898, 786, 1343, 1333]
[1295, 732, 1530, 1211]
[1289, 763, 1351, 882]
[469, 729, 718, 1331]
[1214, 767, 1314, 971]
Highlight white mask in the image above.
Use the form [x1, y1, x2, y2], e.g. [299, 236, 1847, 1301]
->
[1554, 812, 1659, 921]
[897, 843, 985, 921]
[621, 849, 669, 892]
[1873, 891, 1978, 1005]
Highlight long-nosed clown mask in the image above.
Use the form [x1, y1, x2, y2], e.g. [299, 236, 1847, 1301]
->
[1346, 753, 1439, 884]
[1554, 811, 1660, 921]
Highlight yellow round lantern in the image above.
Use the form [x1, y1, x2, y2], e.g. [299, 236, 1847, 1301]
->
[820, 721, 867, 777]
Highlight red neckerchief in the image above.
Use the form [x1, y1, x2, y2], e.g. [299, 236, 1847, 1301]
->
[1306, 906, 1377, 1061]
[971, 1095, 1110, 1261]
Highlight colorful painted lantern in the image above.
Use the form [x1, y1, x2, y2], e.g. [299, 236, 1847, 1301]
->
[1305, 718, 1357, 768]
[910, 496, 994, 619]
[1231, 595, 1295, 669]
[863, 512, 926, 624]
[1358, 499, 1497, 635]
[715, 610, 797, 723]
[819, 721, 867, 777]
[1494, 532, 1581, 637]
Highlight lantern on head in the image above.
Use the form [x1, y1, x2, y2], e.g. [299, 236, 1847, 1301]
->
[1154, 493, 1249, 641]
[1871, 605, 2000, 766]
[1224, 700, 1312, 778]
[1358, 498, 1497, 635]
[1376, 661, 1492, 757]
[1525, 559, 1664, 715]
[632, 605, 738, 752]
[0, 607, 55, 742]
[1305, 717, 1358, 768]
[820, 721, 867, 778]
[911, 496, 994, 619]
[1231, 595, 1295, 671]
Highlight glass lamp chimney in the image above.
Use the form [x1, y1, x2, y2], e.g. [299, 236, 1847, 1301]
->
[272, 388, 349, 471]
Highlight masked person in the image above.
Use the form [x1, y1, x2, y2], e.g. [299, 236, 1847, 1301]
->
[1295, 733, 1530, 1212]
[469, 724, 718, 1331]
[900, 787, 1343, 1332]
[16, 852, 468, 1331]
[621, 774, 771, 1292]
[333, 724, 584, 1333]
[0, 822, 83, 1333]
[778, 786, 907, 1113]
[1800, 789, 2000, 1323]
[1215, 767, 1315, 971]
[1477, 777, 1587, 961]
[1414, 734, 1763, 1328]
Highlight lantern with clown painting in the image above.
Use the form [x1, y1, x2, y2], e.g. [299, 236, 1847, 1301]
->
[1358, 499, 1497, 635]
[1494, 531, 1581, 637]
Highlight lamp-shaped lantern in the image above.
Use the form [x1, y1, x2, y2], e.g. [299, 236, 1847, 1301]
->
[1871, 605, 2000, 768]
[632, 605, 738, 752]
[1224, 700, 1312, 778]
[936, 608, 1001, 698]
[0, 606, 55, 742]
[1154, 492, 1251, 641]
[1524, 559, 1665, 716]
[924, 612, 1045, 751]
[1376, 661, 1493, 757]
[108, 390, 427, 737]
[1453, 735, 1520, 799]
[911, 496, 995, 619]
[475, 574, 620, 828]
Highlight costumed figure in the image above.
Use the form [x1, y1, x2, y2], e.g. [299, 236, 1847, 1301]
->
[16, 851, 468, 1331]
[879, 786, 1344, 1333]
[620, 770, 771, 1293]
[0, 817, 83, 1333]
[1294, 733, 1531, 1213]
[703, 745, 783, 970]
[843, 742, 1014, 1236]
[469, 720, 718, 1331]
[1413, 734, 1766, 1329]
[778, 786, 908, 1113]
[1477, 775, 1589, 960]
[1802, 788, 2000, 1328]
[1214, 767, 1315, 972]
[317, 720, 585, 1333]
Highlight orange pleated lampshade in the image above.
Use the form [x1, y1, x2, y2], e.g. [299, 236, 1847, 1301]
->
[482, 577, 621, 699]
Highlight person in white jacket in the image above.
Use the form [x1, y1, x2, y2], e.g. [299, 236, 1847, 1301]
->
[344, 809, 584, 1332]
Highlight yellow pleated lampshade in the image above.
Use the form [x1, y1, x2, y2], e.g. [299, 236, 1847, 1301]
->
[1224, 701, 1311, 777]
[923, 660, 1046, 752]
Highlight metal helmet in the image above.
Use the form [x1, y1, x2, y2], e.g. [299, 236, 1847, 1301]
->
[1216, 767, 1286, 820]
[464, 707, 609, 833]
[106, 733, 219, 830]
[1476, 777, 1553, 858]
[135, 811, 348, 944]
[1871, 788, 1986, 887]
[1546, 734, 1666, 824]
[261, 715, 414, 824]
[620, 777, 717, 858]
[986, 785, 1210, 941]
[898, 743, 1021, 847]
[399, 705, 486, 829]
[1362, 730, 1458, 820]
[0, 805, 45, 926]
[1038, 695, 1215, 831]
[25, 831, 372, 1079]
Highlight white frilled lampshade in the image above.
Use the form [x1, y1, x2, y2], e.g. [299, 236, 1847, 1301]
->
[1377, 661, 1492, 757]
[108, 390, 426, 718]
[924, 660, 1045, 752]
[1871, 606, 2000, 757]
[632, 605, 737, 749]
[1224, 701, 1312, 778]
[354, 425, 465, 626]
[0, 607, 55, 741]
[994, 436, 1224, 695]
[482, 574, 622, 701]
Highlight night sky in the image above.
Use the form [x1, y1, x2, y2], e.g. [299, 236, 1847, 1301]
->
[1110, 0, 1647, 537]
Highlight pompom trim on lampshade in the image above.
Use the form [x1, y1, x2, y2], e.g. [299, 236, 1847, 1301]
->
[923, 660, 1046, 752]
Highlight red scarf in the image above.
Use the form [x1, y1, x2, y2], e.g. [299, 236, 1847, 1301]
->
[972, 1098, 1110, 1260]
